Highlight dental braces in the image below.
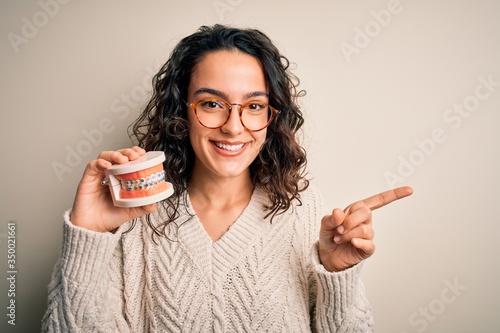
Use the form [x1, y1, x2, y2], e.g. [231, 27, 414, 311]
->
[120, 170, 166, 191]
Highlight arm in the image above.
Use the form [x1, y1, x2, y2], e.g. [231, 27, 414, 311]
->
[42, 212, 127, 332]
[303, 186, 374, 332]
[43, 147, 156, 332]
[310, 186, 412, 332]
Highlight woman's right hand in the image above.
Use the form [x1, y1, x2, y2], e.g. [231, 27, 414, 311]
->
[70, 146, 158, 232]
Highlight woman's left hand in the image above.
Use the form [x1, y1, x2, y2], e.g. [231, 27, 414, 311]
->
[318, 186, 413, 272]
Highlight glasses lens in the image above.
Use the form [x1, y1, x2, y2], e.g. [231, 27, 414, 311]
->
[196, 99, 228, 128]
[193, 99, 276, 131]
[241, 102, 272, 131]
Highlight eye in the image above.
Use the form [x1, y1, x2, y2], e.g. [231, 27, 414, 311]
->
[246, 102, 267, 111]
[200, 100, 224, 110]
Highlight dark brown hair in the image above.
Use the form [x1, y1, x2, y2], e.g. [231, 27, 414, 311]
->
[129, 24, 309, 235]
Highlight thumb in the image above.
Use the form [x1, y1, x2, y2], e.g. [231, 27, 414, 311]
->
[320, 208, 345, 236]
[332, 208, 345, 228]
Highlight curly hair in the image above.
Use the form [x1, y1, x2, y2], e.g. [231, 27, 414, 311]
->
[129, 24, 309, 235]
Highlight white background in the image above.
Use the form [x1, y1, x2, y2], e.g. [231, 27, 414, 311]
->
[1, 0, 499, 332]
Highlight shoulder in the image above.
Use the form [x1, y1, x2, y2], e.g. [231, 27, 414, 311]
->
[119, 201, 187, 240]
[293, 182, 325, 229]
[295, 182, 324, 216]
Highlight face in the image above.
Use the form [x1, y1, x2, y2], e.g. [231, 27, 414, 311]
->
[187, 50, 268, 182]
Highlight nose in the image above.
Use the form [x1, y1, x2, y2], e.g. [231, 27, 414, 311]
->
[220, 104, 244, 135]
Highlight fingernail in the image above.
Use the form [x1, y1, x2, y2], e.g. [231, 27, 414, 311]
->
[337, 225, 344, 234]
[334, 235, 341, 244]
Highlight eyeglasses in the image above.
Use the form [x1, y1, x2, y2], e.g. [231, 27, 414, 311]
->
[186, 98, 280, 132]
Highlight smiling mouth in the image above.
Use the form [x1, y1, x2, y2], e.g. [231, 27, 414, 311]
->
[213, 142, 245, 151]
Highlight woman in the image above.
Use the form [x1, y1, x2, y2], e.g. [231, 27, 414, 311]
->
[42, 24, 412, 332]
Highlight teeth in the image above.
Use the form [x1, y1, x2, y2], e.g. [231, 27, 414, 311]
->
[214, 142, 244, 151]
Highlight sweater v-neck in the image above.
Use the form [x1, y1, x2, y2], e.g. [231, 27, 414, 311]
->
[177, 187, 272, 284]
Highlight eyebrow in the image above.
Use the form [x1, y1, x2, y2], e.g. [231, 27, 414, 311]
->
[193, 88, 269, 100]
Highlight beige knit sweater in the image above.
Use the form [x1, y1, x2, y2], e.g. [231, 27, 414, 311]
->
[42, 186, 374, 332]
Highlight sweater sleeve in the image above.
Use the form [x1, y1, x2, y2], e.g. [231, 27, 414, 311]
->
[304, 186, 374, 332]
[310, 242, 374, 332]
[41, 210, 129, 333]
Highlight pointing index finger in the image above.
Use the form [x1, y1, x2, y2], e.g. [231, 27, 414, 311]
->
[363, 186, 413, 211]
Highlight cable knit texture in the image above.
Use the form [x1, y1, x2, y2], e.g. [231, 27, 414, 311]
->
[42, 186, 374, 332]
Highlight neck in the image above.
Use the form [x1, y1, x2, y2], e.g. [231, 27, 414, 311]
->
[188, 169, 254, 209]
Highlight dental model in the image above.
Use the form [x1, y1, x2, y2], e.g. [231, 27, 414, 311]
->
[102, 151, 174, 207]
